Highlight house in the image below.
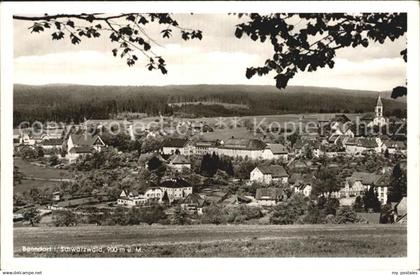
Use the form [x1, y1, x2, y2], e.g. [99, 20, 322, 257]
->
[144, 187, 164, 203]
[381, 140, 407, 155]
[161, 138, 191, 155]
[167, 154, 191, 172]
[158, 178, 193, 202]
[294, 183, 312, 197]
[262, 143, 289, 161]
[216, 138, 267, 159]
[255, 188, 284, 206]
[344, 137, 380, 155]
[117, 190, 147, 207]
[67, 146, 95, 162]
[250, 165, 288, 185]
[342, 171, 390, 204]
[393, 197, 407, 223]
[40, 138, 64, 150]
[290, 173, 315, 197]
[193, 140, 218, 155]
[66, 134, 105, 162]
[181, 193, 206, 215]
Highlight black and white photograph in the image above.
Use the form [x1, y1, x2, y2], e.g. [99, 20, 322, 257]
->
[1, 1, 419, 275]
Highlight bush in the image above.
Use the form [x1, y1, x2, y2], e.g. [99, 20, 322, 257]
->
[53, 210, 78, 227]
[334, 206, 365, 224]
[201, 204, 226, 224]
[270, 194, 307, 225]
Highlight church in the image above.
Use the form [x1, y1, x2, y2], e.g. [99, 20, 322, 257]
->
[362, 95, 388, 128]
[372, 95, 387, 127]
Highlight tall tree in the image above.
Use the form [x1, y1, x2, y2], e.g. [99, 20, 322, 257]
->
[387, 163, 407, 203]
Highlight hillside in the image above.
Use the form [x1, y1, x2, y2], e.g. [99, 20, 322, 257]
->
[13, 84, 406, 125]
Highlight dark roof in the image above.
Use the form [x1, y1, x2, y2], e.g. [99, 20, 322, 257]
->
[195, 140, 218, 147]
[181, 193, 205, 206]
[266, 143, 288, 154]
[256, 188, 283, 200]
[222, 138, 266, 150]
[41, 138, 63, 146]
[162, 138, 189, 148]
[168, 154, 191, 165]
[357, 138, 378, 148]
[334, 114, 351, 123]
[159, 178, 192, 188]
[347, 172, 383, 186]
[70, 134, 104, 147]
[256, 165, 288, 178]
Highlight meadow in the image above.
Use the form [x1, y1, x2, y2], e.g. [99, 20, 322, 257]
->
[14, 224, 406, 257]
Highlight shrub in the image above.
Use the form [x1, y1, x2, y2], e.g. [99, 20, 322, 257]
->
[53, 210, 78, 227]
[334, 206, 366, 224]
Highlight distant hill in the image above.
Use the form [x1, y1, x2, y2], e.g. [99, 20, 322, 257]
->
[13, 84, 406, 126]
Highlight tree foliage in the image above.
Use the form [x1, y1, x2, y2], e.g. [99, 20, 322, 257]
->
[14, 13, 202, 74]
[234, 13, 406, 94]
[14, 13, 406, 95]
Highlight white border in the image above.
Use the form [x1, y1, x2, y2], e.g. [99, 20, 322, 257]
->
[1, 2, 419, 275]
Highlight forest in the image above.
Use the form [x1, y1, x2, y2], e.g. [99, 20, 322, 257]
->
[13, 84, 406, 126]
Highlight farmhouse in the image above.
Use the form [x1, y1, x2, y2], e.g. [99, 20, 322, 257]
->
[344, 137, 380, 155]
[40, 138, 64, 150]
[193, 139, 218, 155]
[144, 187, 164, 203]
[294, 183, 312, 197]
[66, 134, 106, 162]
[181, 193, 206, 215]
[263, 143, 289, 161]
[117, 190, 147, 207]
[167, 154, 191, 172]
[381, 140, 407, 155]
[158, 178, 193, 202]
[255, 188, 284, 206]
[216, 138, 267, 159]
[343, 171, 390, 204]
[161, 138, 191, 155]
[250, 165, 288, 185]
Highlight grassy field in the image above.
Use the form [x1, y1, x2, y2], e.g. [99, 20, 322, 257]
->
[14, 157, 72, 179]
[14, 224, 406, 257]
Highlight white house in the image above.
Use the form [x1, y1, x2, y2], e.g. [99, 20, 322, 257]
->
[66, 134, 105, 162]
[342, 171, 390, 204]
[294, 183, 312, 197]
[144, 187, 164, 203]
[250, 165, 288, 185]
[117, 190, 147, 207]
[158, 178, 193, 202]
[161, 138, 191, 155]
[262, 143, 289, 161]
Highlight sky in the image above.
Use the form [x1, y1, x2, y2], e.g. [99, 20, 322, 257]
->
[13, 14, 407, 91]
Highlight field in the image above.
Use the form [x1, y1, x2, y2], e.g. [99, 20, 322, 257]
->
[14, 224, 406, 257]
[14, 157, 73, 193]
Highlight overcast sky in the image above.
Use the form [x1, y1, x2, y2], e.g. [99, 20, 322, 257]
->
[13, 14, 406, 91]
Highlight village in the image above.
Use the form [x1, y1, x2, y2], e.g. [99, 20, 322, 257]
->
[12, 95, 407, 226]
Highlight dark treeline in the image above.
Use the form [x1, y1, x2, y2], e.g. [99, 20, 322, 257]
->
[13, 84, 406, 126]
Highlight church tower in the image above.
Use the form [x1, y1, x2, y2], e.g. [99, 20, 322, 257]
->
[375, 95, 383, 118]
[372, 94, 386, 127]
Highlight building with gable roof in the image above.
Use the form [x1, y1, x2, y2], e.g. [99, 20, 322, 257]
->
[250, 165, 289, 185]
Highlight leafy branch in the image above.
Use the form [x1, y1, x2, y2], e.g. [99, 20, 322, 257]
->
[14, 13, 203, 74]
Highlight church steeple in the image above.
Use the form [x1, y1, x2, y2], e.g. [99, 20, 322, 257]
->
[376, 95, 383, 107]
[375, 94, 383, 117]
